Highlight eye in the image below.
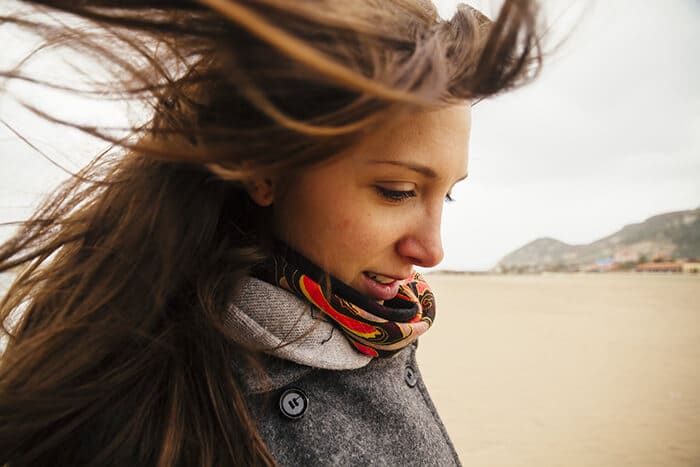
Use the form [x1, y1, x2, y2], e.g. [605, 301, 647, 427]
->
[375, 186, 416, 203]
[445, 192, 456, 203]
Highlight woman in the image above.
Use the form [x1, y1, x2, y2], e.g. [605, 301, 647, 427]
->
[0, 0, 543, 465]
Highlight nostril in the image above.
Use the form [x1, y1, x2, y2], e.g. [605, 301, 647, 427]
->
[406, 256, 423, 266]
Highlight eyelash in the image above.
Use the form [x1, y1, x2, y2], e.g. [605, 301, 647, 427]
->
[375, 186, 416, 202]
[375, 186, 456, 203]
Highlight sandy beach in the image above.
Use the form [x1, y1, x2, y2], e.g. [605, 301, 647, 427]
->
[418, 272, 700, 467]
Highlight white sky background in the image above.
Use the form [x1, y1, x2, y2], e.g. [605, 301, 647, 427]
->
[1, 1, 699, 271]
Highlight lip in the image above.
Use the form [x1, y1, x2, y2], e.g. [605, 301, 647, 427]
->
[366, 270, 413, 282]
[361, 271, 409, 301]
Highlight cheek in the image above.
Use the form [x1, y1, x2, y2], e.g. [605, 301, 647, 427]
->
[274, 174, 405, 271]
[331, 208, 396, 255]
[273, 185, 360, 258]
[275, 180, 326, 230]
[331, 215, 369, 251]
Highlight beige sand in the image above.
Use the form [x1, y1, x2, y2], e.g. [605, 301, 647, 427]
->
[417, 273, 700, 467]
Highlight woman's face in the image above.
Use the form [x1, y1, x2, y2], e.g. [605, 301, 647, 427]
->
[269, 105, 470, 301]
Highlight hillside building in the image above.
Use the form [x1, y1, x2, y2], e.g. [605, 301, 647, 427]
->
[635, 262, 682, 273]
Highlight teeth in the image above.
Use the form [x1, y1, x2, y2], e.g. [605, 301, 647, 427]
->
[367, 272, 395, 284]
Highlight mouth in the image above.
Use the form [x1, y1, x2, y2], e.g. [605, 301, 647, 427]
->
[365, 272, 396, 284]
[361, 271, 403, 301]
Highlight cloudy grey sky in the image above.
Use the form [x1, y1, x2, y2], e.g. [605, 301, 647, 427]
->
[1, 1, 699, 271]
[435, 0, 700, 269]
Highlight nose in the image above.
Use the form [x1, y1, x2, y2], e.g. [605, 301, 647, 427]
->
[396, 211, 444, 268]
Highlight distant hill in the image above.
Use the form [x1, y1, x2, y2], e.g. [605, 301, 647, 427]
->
[497, 207, 700, 272]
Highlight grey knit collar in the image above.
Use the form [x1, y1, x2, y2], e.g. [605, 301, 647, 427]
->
[224, 276, 372, 371]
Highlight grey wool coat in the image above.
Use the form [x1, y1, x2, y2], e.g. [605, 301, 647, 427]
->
[225, 277, 462, 466]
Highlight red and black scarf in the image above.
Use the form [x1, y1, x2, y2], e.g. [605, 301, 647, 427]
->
[253, 245, 436, 358]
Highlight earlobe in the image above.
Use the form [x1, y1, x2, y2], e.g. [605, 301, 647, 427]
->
[246, 178, 275, 207]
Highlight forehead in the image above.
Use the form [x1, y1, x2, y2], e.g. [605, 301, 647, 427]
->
[388, 105, 471, 139]
[346, 105, 471, 174]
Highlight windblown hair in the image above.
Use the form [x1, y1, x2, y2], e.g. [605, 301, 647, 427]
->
[0, 1, 544, 465]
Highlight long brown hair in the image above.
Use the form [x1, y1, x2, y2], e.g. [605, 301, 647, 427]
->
[0, 1, 544, 465]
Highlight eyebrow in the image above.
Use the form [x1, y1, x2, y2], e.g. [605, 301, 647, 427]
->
[368, 160, 468, 181]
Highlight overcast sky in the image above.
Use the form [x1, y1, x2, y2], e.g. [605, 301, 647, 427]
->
[435, 0, 700, 269]
[1, 1, 699, 271]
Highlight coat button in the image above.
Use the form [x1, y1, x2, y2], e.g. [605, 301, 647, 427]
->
[404, 365, 418, 387]
[279, 387, 308, 420]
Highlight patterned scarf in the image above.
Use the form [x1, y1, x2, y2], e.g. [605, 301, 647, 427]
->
[253, 246, 436, 358]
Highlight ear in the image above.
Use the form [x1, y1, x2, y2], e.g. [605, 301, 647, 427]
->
[245, 178, 275, 207]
